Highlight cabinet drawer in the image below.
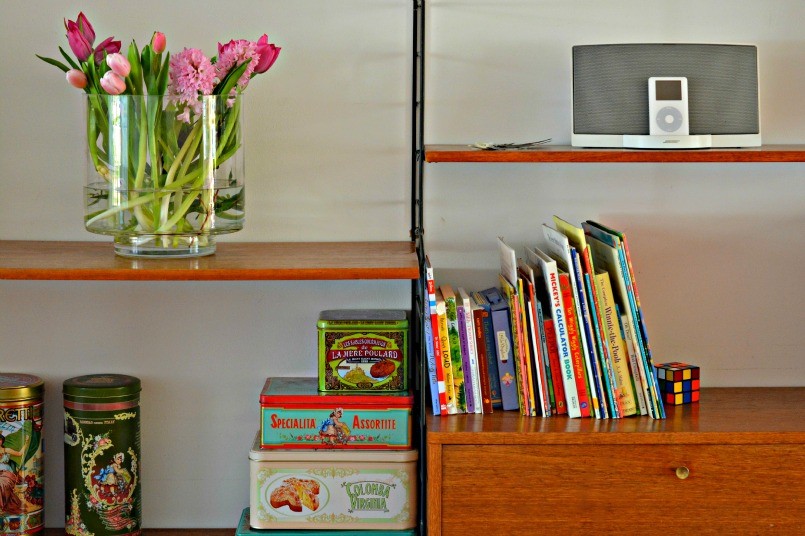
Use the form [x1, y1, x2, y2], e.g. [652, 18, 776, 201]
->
[437, 444, 805, 535]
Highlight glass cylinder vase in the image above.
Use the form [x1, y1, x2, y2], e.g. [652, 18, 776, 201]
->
[84, 94, 245, 258]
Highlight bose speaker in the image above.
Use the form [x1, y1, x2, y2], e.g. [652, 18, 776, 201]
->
[572, 43, 760, 149]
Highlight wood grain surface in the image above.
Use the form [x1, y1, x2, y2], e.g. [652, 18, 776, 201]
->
[0, 240, 418, 281]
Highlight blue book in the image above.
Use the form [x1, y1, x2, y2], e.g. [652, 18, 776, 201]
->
[479, 286, 519, 411]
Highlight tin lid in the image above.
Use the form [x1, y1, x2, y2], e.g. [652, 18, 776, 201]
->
[317, 309, 408, 329]
[63, 374, 141, 402]
[0, 373, 44, 402]
[249, 432, 418, 463]
[259, 377, 413, 407]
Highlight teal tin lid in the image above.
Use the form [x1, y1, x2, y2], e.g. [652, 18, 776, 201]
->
[317, 309, 408, 329]
[236, 507, 416, 535]
[63, 374, 141, 403]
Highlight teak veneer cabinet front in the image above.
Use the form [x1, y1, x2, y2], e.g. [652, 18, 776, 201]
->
[425, 388, 805, 535]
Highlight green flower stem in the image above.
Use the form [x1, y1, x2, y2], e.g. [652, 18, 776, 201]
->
[85, 191, 159, 228]
[216, 99, 240, 159]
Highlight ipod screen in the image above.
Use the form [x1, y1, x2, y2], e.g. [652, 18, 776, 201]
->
[656, 80, 682, 100]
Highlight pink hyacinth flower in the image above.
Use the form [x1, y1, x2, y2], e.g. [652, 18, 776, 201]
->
[106, 53, 130, 77]
[64, 12, 95, 62]
[253, 34, 281, 74]
[151, 31, 166, 54]
[100, 71, 126, 95]
[66, 69, 88, 89]
[93, 36, 122, 64]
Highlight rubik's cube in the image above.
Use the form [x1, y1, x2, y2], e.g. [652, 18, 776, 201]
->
[655, 362, 700, 405]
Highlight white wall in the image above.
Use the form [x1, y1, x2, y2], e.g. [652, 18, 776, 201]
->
[1, 0, 804, 529]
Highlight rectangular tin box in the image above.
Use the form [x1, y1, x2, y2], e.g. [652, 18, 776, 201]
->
[249, 433, 418, 530]
[236, 507, 416, 535]
[260, 377, 412, 450]
[318, 309, 409, 392]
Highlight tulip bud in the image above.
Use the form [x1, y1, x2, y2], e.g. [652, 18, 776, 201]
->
[151, 31, 166, 54]
[253, 34, 281, 74]
[65, 69, 88, 90]
[100, 71, 127, 95]
[106, 53, 131, 77]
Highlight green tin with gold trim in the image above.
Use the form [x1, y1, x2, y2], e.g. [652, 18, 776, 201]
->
[318, 309, 409, 392]
[0, 373, 44, 535]
[63, 374, 141, 536]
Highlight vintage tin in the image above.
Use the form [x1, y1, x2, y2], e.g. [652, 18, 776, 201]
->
[260, 377, 412, 450]
[317, 309, 409, 392]
[63, 374, 141, 536]
[236, 507, 416, 535]
[0, 374, 44, 536]
[249, 434, 418, 530]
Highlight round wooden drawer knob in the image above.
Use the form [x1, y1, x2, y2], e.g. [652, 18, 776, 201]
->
[675, 466, 690, 480]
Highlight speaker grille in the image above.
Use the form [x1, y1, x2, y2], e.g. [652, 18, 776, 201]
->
[573, 44, 759, 135]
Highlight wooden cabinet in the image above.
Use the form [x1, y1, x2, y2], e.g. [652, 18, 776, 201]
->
[426, 388, 805, 535]
[418, 146, 805, 534]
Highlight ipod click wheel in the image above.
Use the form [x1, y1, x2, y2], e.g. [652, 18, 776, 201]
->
[648, 77, 689, 136]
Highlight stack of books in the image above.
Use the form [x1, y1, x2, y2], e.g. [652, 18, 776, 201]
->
[424, 218, 665, 419]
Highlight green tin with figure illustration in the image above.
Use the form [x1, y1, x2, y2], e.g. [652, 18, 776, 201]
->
[318, 310, 409, 392]
[63, 374, 141, 536]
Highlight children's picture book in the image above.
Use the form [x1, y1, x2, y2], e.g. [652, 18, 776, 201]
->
[435, 288, 458, 414]
[479, 286, 519, 411]
[424, 256, 445, 415]
[440, 284, 467, 413]
[525, 245, 581, 418]
[459, 287, 483, 414]
[472, 290, 502, 410]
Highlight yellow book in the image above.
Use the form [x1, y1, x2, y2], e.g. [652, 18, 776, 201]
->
[594, 270, 638, 416]
[435, 288, 458, 414]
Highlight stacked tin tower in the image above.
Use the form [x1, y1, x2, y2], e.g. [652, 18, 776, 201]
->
[241, 309, 417, 534]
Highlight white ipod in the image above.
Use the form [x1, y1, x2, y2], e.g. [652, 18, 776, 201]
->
[648, 77, 689, 136]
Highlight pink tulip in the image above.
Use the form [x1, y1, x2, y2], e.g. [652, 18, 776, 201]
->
[64, 12, 95, 62]
[100, 71, 126, 95]
[151, 31, 166, 54]
[92, 36, 122, 64]
[106, 53, 130, 77]
[65, 69, 88, 89]
[253, 34, 281, 74]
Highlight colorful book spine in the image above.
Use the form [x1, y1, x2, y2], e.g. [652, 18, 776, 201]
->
[472, 291, 502, 409]
[542, 319, 567, 414]
[471, 300, 494, 413]
[479, 286, 519, 411]
[441, 285, 466, 413]
[435, 288, 458, 415]
[559, 272, 591, 417]
[455, 292, 476, 413]
[594, 270, 637, 416]
[535, 299, 556, 415]
[424, 257, 446, 414]
[499, 275, 529, 416]
[423, 276, 441, 415]
[459, 287, 483, 414]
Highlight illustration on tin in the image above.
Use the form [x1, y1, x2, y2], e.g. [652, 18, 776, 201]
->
[319, 408, 351, 446]
[269, 477, 323, 513]
[324, 332, 403, 390]
[64, 413, 140, 535]
[0, 414, 44, 529]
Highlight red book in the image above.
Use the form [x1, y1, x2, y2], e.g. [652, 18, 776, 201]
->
[472, 304, 494, 414]
[542, 319, 566, 415]
[559, 272, 591, 417]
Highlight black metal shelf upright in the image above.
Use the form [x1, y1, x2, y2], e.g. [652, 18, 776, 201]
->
[411, 1, 426, 534]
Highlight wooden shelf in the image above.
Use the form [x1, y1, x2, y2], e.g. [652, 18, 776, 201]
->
[425, 144, 805, 163]
[0, 240, 419, 281]
[426, 388, 805, 444]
